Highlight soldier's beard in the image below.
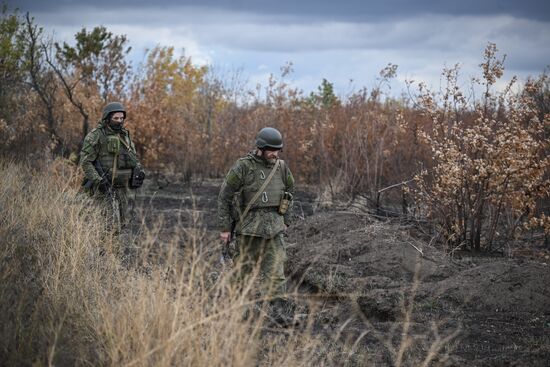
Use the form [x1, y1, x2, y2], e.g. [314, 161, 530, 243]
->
[257, 149, 278, 164]
[110, 122, 123, 131]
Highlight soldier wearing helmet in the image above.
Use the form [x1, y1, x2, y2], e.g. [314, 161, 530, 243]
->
[79, 102, 145, 233]
[218, 127, 295, 325]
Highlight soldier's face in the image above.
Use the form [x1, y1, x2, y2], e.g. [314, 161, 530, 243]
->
[110, 112, 125, 129]
[263, 148, 280, 163]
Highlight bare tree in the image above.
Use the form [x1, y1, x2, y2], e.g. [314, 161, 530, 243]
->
[45, 26, 131, 142]
[21, 12, 64, 152]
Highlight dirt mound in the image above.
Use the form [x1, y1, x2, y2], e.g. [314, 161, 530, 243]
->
[285, 210, 550, 365]
[286, 211, 457, 294]
[287, 211, 550, 312]
[426, 260, 550, 313]
[286, 211, 462, 322]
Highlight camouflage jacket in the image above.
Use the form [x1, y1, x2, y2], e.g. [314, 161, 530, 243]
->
[80, 121, 142, 187]
[218, 151, 295, 239]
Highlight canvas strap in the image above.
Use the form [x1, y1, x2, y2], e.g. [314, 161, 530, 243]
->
[238, 159, 280, 226]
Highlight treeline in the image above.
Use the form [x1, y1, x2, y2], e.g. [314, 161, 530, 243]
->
[1, 6, 549, 251]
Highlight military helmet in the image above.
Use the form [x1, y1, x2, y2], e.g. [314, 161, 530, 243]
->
[102, 102, 126, 121]
[256, 127, 283, 149]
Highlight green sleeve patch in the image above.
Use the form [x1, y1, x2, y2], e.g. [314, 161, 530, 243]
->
[82, 130, 100, 150]
[224, 159, 249, 188]
[286, 172, 294, 187]
[225, 169, 241, 187]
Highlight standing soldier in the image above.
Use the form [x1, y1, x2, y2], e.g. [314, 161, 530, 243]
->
[218, 127, 295, 325]
[80, 102, 145, 234]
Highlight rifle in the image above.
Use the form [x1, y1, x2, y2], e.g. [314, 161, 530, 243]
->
[220, 220, 237, 268]
[83, 160, 113, 197]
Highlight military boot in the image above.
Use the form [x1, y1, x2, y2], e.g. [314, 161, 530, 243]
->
[269, 298, 296, 327]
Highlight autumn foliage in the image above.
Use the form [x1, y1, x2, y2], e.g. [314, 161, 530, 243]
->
[1, 7, 549, 250]
[412, 44, 550, 251]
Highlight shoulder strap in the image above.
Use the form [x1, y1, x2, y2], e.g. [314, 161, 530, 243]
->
[279, 159, 288, 186]
[238, 159, 280, 225]
[118, 134, 132, 151]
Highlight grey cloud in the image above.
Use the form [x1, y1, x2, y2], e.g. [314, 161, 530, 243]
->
[8, 0, 550, 95]
[188, 14, 549, 56]
[12, 0, 550, 22]
[28, 4, 549, 56]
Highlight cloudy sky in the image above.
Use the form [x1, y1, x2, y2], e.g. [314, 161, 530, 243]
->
[11, 0, 550, 97]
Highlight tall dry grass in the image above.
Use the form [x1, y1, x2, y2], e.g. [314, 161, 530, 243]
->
[0, 160, 354, 366]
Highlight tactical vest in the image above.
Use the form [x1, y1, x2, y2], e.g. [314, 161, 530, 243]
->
[95, 126, 138, 187]
[241, 158, 287, 209]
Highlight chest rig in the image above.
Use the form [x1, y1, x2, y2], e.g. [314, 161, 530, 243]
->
[242, 158, 286, 209]
[97, 127, 137, 187]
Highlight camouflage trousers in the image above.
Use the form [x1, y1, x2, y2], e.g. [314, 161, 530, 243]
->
[234, 234, 287, 299]
[93, 187, 130, 234]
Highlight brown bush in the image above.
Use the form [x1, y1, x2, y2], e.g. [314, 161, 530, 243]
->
[411, 43, 550, 251]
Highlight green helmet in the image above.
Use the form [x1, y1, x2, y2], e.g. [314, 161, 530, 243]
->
[256, 127, 283, 149]
[102, 102, 126, 121]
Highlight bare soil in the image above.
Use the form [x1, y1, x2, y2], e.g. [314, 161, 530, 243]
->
[132, 179, 550, 366]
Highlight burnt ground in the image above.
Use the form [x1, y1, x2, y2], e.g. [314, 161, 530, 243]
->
[130, 178, 550, 366]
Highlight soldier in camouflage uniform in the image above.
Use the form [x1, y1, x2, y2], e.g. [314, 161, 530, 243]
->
[218, 127, 295, 325]
[80, 102, 145, 233]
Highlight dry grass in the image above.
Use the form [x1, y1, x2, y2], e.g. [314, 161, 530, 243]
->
[1, 160, 465, 366]
[0, 160, 344, 366]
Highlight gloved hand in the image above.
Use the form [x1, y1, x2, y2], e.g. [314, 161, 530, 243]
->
[130, 168, 145, 188]
[96, 177, 110, 193]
